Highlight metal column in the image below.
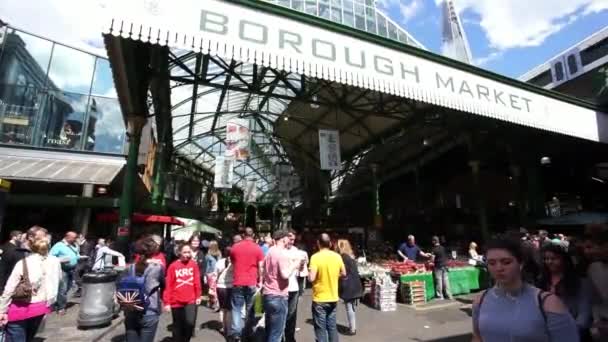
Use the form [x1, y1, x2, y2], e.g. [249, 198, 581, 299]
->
[117, 116, 146, 249]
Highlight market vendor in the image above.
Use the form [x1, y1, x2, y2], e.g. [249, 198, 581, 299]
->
[397, 235, 431, 262]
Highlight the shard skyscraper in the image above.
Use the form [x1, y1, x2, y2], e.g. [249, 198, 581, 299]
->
[441, 0, 473, 64]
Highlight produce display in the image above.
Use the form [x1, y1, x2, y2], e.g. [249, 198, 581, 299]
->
[358, 262, 391, 277]
[446, 260, 470, 268]
[381, 260, 427, 274]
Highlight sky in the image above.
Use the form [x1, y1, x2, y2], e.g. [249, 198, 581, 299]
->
[1, 0, 607, 80]
[378, 0, 608, 78]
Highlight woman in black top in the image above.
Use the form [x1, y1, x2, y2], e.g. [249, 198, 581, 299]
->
[337, 239, 363, 336]
[538, 243, 593, 341]
[189, 234, 206, 297]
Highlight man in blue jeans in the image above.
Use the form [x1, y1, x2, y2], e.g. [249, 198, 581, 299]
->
[309, 234, 346, 342]
[230, 228, 264, 342]
[50, 231, 80, 314]
[263, 230, 302, 342]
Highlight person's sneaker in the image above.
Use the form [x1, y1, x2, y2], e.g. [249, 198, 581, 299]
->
[345, 331, 356, 336]
[57, 309, 66, 316]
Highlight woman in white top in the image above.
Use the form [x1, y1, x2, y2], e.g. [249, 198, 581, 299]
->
[0, 238, 62, 342]
[215, 246, 233, 335]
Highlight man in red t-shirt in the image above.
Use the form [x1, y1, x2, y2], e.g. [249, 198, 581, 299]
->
[229, 227, 264, 341]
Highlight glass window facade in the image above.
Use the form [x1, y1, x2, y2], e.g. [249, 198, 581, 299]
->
[264, 0, 425, 49]
[0, 28, 125, 154]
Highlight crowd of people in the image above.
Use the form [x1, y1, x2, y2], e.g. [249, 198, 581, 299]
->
[0, 223, 605, 342]
[0, 227, 130, 341]
[131, 227, 361, 342]
[469, 227, 608, 342]
[0, 225, 364, 342]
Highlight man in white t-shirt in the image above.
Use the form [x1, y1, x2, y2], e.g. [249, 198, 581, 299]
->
[284, 229, 307, 342]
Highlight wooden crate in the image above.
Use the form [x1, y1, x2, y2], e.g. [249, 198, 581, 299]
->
[400, 281, 427, 305]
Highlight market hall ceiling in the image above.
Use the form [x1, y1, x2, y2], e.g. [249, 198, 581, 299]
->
[101, 0, 608, 202]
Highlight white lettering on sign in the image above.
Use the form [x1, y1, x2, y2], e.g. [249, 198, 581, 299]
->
[175, 268, 194, 278]
[103, 0, 603, 142]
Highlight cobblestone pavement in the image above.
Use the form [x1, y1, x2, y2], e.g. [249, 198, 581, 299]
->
[35, 292, 475, 342]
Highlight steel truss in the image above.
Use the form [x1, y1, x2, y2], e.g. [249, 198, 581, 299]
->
[161, 50, 434, 202]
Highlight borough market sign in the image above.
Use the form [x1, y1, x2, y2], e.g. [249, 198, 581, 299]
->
[103, 0, 603, 142]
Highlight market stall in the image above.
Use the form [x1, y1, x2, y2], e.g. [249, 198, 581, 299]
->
[359, 247, 489, 304]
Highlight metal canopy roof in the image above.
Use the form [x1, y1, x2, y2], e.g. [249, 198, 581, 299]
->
[101, 0, 608, 205]
[168, 51, 299, 200]
[166, 49, 425, 201]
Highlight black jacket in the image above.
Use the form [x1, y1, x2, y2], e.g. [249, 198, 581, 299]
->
[339, 254, 363, 301]
[193, 250, 206, 278]
[0, 243, 28, 293]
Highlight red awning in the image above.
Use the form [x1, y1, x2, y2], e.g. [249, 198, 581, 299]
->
[96, 212, 185, 226]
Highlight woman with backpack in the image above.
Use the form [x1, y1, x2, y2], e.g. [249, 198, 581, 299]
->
[0, 237, 62, 342]
[538, 244, 593, 341]
[163, 243, 202, 342]
[204, 241, 221, 310]
[121, 237, 164, 342]
[472, 238, 580, 342]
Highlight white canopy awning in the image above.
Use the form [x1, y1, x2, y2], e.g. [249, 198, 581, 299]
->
[0, 147, 125, 185]
[102, 0, 606, 143]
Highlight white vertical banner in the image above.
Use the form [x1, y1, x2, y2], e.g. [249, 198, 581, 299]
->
[225, 118, 250, 160]
[276, 164, 292, 192]
[289, 175, 300, 190]
[319, 129, 341, 170]
[244, 179, 257, 203]
[214, 156, 234, 188]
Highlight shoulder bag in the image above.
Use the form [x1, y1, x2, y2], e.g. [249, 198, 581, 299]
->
[12, 259, 32, 302]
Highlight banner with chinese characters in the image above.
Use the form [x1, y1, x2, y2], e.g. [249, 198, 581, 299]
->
[244, 179, 257, 203]
[214, 156, 234, 189]
[319, 129, 341, 170]
[225, 119, 250, 160]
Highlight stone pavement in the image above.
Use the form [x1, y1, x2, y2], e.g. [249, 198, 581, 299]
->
[35, 291, 475, 342]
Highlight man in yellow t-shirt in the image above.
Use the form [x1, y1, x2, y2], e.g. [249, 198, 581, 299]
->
[309, 233, 346, 342]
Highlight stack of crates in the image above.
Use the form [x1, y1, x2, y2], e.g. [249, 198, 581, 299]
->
[400, 281, 427, 306]
[371, 276, 398, 312]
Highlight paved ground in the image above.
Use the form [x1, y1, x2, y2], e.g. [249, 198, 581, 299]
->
[34, 291, 475, 342]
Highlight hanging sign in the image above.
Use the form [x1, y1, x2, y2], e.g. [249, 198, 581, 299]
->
[214, 156, 234, 189]
[244, 179, 257, 203]
[103, 0, 603, 142]
[210, 192, 219, 212]
[225, 119, 250, 160]
[276, 164, 292, 192]
[319, 130, 341, 170]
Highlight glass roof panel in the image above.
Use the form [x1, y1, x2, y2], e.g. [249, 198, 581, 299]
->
[263, 0, 426, 49]
[170, 52, 296, 200]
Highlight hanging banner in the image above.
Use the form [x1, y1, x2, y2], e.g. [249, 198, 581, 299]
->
[319, 130, 341, 170]
[244, 179, 257, 203]
[210, 192, 219, 212]
[103, 0, 603, 142]
[288, 175, 299, 191]
[214, 156, 234, 189]
[275, 164, 292, 192]
[225, 119, 250, 160]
